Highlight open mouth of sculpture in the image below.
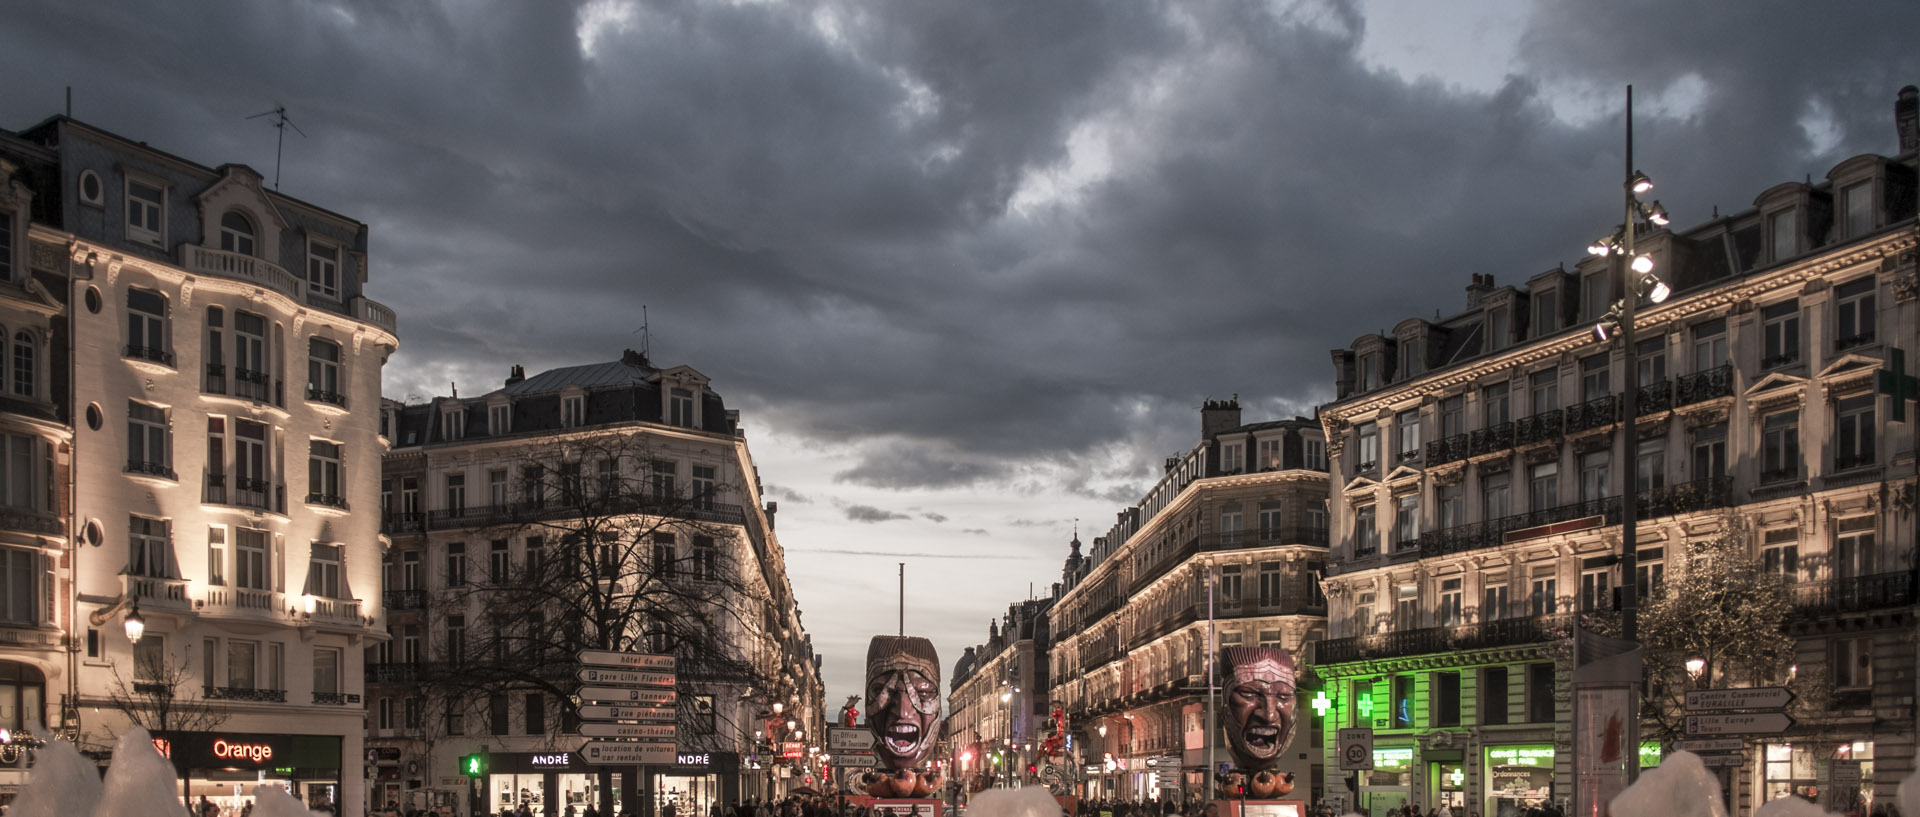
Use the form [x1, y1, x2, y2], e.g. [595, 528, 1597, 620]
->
[1242, 724, 1280, 752]
[885, 722, 924, 755]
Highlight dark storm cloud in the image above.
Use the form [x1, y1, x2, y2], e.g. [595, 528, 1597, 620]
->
[6, 0, 1916, 501]
[843, 504, 912, 523]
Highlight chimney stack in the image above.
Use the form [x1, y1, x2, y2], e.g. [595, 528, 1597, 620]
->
[1201, 396, 1242, 440]
[1466, 273, 1496, 309]
[1897, 85, 1918, 155]
[504, 365, 525, 387]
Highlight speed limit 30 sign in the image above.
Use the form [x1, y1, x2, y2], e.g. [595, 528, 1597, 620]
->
[1337, 728, 1374, 771]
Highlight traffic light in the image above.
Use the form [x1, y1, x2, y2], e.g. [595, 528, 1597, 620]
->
[459, 752, 488, 778]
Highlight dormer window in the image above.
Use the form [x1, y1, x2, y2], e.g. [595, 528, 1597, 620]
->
[1582, 272, 1609, 322]
[1841, 182, 1874, 238]
[125, 176, 165, 247]
[1488, 307, 1509, 352]
[1219, 441, 1243, 474]
[308, 240, 340, 300]
[1768, 208, 1797, 262]
[670, 388, 695, 427]
[488, 401, 511, 435]
[219, 211, 256, 256]
[441, 406, 465, 441]
[561, 394, 585, 428]
[1360, 355, 1382, 391]
[1256, 436, 1283, 471]
[1532, 288, 1559, 337]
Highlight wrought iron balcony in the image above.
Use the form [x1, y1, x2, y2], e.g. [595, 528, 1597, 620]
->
[306, 493, 350, 510]
[124, 345, 174, 366]
[1426, 434, 1470, 465]
[1834, 453, 1877, 471]
[204, 686, 287, 703]
[126, 460, 176, 480]
[306, 386, 348, 408]
[1789, 572, 1916, 615]
[233, 368, 273, 402]
[1835, 333, 1876, 352]
[1564, 395, 1617, 433]
[365, 662, 428, 684]
[1316, 613, 1575, 664]
[381, 511, 425, 534]
[1760, 352, 1799, 370]
[312, 691, 356, 705]
[1635, 477, 1733, 519]
[1758, 467, 1799, 485]
[204, 363, 227, 395]
[1415, 496, 1620, 558]
[383, 588, 427, 611]
[1674, 364, 1733, 406]
[0, 508, 61, 536]
[1469, 422, 1515, 456]
[1636, 381, 1672, 416]
[1514, 410, 1562, 446]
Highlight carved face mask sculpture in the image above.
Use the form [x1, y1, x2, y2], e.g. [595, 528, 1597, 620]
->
[865, 635, 942, 770]
[1219, 646, 1298, 770]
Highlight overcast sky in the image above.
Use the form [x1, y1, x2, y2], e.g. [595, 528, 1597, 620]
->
[9, 0, 1917, 713]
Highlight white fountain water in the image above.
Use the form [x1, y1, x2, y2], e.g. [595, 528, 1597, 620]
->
[249, 780, 334, 817]
[5, 732, 103, 817]
[94, 727, 188, 817]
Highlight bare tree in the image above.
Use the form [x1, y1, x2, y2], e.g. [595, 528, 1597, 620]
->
[101, 640, 232, 740]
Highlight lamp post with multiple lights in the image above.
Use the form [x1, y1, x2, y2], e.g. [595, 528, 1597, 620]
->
[1586, 84, 1672, 784]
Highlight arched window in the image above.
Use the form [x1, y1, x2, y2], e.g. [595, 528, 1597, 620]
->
[10, 331, 30, 398]
[219, 210, 256, 256]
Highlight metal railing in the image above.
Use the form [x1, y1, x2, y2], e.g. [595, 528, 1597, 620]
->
[126, 460, 176, 480]
[306, 386, 348, 408]
[306, 493, 350, 510]
[204, 363, 227, 395]
[124, 345, 174, 366]
[1564, 395, 1618, 433]
[204, 686, 287, 703]
[1427, 434, 1470, 465]
[1412, 478, 1730, 559]
[1637, 381, 1673, 416]
[1469, 422, 1515, 457]
[1514, 409, 1562, 447]
[384, 589, 427, 611]
[414, 497, 749, 531]
[1674, 364, 1733, 406]
[1317, 613, 1575, 664]
[1789, 572, 1916, 615]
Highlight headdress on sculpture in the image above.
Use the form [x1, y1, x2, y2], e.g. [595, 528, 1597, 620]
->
[1216, 646, 1299, 799]
[863, 635, 943, 798]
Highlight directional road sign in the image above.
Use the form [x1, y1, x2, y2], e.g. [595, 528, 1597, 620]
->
[1697, 753, 1748, 768]
[577, 668, 676, 687]
[579, 687, 676, 706]
[1337, 728, 1374, 771]
[577, 705, 675, 722]
[581, 741, 678, 765]
[578, 650, 676, 671]
[1686, 713, 1794, 736]
[1685, 687, 1794, 712]
[829, 727, 876, 752]
[1671, 738, 1745, 753]
[578, 722, 676, 740]
[834, 753, 879, 768]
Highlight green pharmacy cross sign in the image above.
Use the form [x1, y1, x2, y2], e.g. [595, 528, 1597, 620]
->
[1311, 691, 1333, 718]
[1878, 348, 1920, 422]
[1356, 693, 1375, 720]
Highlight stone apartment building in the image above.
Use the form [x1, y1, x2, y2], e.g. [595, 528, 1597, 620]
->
[369, 352, 824, 817]
[1313, 86, 1920, 817]
[0, 115, 399, 815]
[946, 597, 1052, 795]
[1046, 403, 1330, 804]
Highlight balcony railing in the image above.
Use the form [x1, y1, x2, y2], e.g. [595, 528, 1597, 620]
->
[1789, 572, 1916, 615]
[312, 691, 354, 705]
[1317, 613, 1575, 664]
[1636, 381, 1672, 416]
[126, 460, 176, 480]
[204, 363, 227, 395]
[182, 245, 302, 300]
[306, 386, 347, 408]
[381, 511, 425, 534]
[204, 686, 287, 703]
[1514, 409, 1562, 447]
[129, 575, 189, 605]
[1835, 333, 1876, 352]
[227, 476, 285, 513]
[1413, 479, 1732, 560]
[124, 345, 175, 366]
[1760, 352, 1800, 370]
[1564, 395, 1617, 433]
[366, 662, 427, 684]
[1674, 364, 1733, 406]
[1635, 477, 1733, 520]
[418, 497, 749, 531]
[310, 596, 362, 624]
[384, 588, 427, 611]
[0, 508, 62, 536]
[1469, 422, 1515, 457]
[1426, 434, 1470, 466]
[203, 586, 277, 612]
[233, 367, 276, 404]
[306, 493, 350, 510]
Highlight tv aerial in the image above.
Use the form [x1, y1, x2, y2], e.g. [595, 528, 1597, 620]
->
[245, 104, 307, 190]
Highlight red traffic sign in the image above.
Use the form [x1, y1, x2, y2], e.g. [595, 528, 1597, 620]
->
[578, 722, 676, 740]
[581, 741, 677, 765]
[578, 650, 676, 671]
[782, 741, 805, 759]
[577, 705, 674, 722]
[577, 668, 675, 687]
[579, 687, 676, 706]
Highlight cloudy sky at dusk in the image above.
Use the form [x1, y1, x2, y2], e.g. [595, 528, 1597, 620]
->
[8, 0, 1917, 707]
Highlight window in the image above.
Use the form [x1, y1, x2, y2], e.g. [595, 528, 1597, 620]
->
[445, 614, 466, 664]
[1393, 494, 1419, 550]
[133, 634, 166, 683]
[650, 460, 676, 500]
[11, 331, 33, 398]
[1360, 354, 1381, 390]
[1257, 503, 1284, 541]
[1218, 564, 1243, 602]
[1437, 578, 1462, 627]
[446, 542, 467, 587]
[1635, 337, 1666, 389]
[1219, 441, 1243, 474]
[129, 515, 172, 578]
[203, 307, 226, 393]
[445, 473, 466, 514]
[1353, 505, 1378, 557]
[1434, 671, 1462, 727]
[490, 694, 510, 735]
[125, 178, 164, 245]
[445, 700, 465, 736]
[440, 407, 465, 441]
[233, 311, 269, 401]
[0, 213, 10, 282]
[1761, 529, 1798, 581]
[1352, 592, 1375, 636]
[1834, 517, 1878, 579]
[1481, 575, 1509, 622]
[1635, 547, 1665, 602]
[307, 440, 343, 507]
[1579, 451, 1610, 503]
[1580, 558, 1612, 612]
[1257, 437, 1284, 470]
[1580, 355, 1609, 402]
[1304, 438, 1326, 470]
[1827, 395, 1873, 469]
[561, 395, 585, 428]
[489, 540, 510, 583]
[0, 545, 40, 624]
[1526, 663, 1555, 723]
[126, 288, 169, 364]
[1691, 424, 1726, 482]
[1219, 508, 1244, 545]
[127, 401, 171, 478]
[1350, 679, 1373, 727]
[1533, 289, 1559, 337]
[78, 170, 103, 206]
[235, 528, 269, 590]
[1440, 396, 1465, 438]
[1528, 565, 1556, 616]
[219, 211, 255, 256]
[1482, 666, 1509, 726]
[1527, 462, 1557, 511]
[1481, 473, 1510, 521]
[1842, 182, 1873, 238]
[400, 477, 419, 518]
[525, 693, 546, 735]
[404, 697, 423, 730]
[1488, 307, 1509, 351]
[1769, 208, 1796, 261]
[1437, 483, 1464, 530]
[1355, 423, 1378, 471]
[1833, 636, 1873, 689]
[488, 469, 508, 506]
[1761, 411, 1800, 482]
[1306, 560, 1326, 608]
[1402, 338, 1424, 378]
[1396, 410, 1420, 461]
[488, 403, 510, 435]
[1392, 674, 1414, 728]
[1583, 272, 1609, 322]
[228, 640, 258, 690]
[1834, 277, 1877, 350]
[558, 462, 582, 504]
[1529, 369, 1557, 415]
[1307, 500, 1326, 533]
[402, 626, 421, 664]
[1691, 319, 1727, 371]
[1257, 562, 1282, 607]
[0, 434, 39, 511]
[1634, 438, 1665, 493]
[692, 535, 718, 582]
[1257, 629, 1283, 648]
[1483, 382, 1510, 425]
[670, 387, 695, 427]
[306, 543, 342, 598]
[653, 532, 677, 576]
[378, 698, 394, 730]
[1761, 300, 1799, 368]
[306, 338, 343, 406]
[521, 465, 546, 508]
[307, 240, 339, 299]
[205, 526, 227, 587]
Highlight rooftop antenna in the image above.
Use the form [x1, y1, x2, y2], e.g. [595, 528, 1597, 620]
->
[245, 104, 306, 190]
[631, 305, 651, 360]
